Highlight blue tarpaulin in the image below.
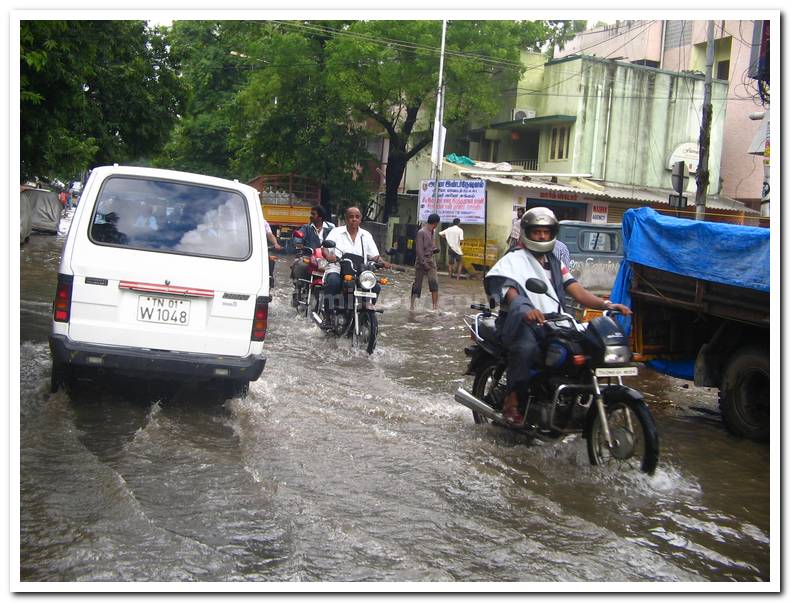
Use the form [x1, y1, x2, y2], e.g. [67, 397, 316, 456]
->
[610, 207, 770, 336]
[645, 359, 696, 381]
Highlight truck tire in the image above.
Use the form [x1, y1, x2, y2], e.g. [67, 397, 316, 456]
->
[718, 347, 769, 441]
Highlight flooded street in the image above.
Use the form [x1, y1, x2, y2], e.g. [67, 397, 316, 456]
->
[18, 228, 772, 583]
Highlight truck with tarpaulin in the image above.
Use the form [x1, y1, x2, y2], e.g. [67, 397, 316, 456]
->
[610, 208, 770, 440]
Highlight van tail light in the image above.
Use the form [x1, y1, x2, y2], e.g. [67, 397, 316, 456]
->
[251, 296, 270, 341]
[53, 274, 74, 323]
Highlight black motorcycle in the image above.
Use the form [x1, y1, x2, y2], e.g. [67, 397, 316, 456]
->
[311, 240, 388, 355]
[455, 278, 659, 474]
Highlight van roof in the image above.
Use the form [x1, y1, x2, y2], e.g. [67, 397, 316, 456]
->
[90, 165, 258, 197]
[559, 220, 621, 229]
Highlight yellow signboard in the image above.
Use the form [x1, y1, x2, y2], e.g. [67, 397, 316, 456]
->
[262, 204, 312, 226]
[461, 238, 499, 271]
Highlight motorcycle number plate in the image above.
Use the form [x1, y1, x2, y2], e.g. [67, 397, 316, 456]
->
[595, 366, 638, 377]
[354, 291, 377, 298]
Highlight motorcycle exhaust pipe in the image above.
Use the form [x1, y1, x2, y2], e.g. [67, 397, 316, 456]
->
[454, 387, 504, 423]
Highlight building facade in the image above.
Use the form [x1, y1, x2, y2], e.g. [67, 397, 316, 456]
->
[555, 19, 768, 208]
[397, 48, 760, 272]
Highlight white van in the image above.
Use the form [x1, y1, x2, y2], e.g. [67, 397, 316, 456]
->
[49, 165, 270, 398]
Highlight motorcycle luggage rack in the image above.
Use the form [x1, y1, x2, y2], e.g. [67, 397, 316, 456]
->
[465, 304, 499, 343]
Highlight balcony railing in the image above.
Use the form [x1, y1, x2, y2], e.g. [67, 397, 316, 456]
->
[505, 158, 539, 171]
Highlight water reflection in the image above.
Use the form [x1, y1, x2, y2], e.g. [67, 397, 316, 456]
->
[18, 233, 771, 583]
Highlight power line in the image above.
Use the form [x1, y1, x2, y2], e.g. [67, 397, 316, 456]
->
[269, 19, 528, 70]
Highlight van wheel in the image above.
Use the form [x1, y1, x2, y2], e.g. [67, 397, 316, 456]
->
[50, 361, 71, 394]
[719, 347, 769, 441]
[223, 379, 250, 400]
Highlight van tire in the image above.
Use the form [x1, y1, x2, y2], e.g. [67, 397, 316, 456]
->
[50, 361, 70, 394]
[223, 379, 250, 400]
[718, 347, 769, 441]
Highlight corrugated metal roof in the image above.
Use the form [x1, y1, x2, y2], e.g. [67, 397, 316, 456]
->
[468, 175, 757, 214]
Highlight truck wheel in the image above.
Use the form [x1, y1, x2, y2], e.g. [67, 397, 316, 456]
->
[718, 347, 769, 441]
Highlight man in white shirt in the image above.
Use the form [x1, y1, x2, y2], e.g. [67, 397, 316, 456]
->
[322, 206, 390, 314]
[262, 217, 282, 252]
[439, 218, 464, 280]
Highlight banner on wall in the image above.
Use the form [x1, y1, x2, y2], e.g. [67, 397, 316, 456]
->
[419, 180, 486, 224]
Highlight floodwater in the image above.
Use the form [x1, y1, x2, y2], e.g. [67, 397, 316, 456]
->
[18, 224, 771, 584]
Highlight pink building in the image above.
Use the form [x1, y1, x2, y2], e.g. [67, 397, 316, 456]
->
[556, 20, 768, 210]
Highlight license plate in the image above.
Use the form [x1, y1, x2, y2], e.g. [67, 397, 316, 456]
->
[595, 366, 638, 377]
[137, 295, 191, 326]
[354, 291, 377, 298]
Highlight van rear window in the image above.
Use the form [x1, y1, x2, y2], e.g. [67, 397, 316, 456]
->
[89, 176, 252, 260]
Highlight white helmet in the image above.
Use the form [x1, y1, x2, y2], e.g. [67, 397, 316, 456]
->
[520, 207, 558, 253]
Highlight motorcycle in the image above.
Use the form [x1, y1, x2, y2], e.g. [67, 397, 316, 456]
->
[454, 277, 659, 474]
[290, 232, 328, 318]
[310, 240, 390, 354]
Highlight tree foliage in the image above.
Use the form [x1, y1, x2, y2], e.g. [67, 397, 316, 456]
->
[321, 20, 584, 218]
[156, 21, 375, 212]
[20, 20, 186, 182]
[156, 19, 583, 217]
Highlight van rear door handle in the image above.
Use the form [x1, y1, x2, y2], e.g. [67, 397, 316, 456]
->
[119, 280, 215, 298]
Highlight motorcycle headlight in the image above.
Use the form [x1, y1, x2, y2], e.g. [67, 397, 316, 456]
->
[603, 345, 631, 364]
[359, 270, 377, 290]
[317, 258, 328, 270]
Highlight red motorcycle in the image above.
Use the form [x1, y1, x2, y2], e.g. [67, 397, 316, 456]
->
[290, 231, 328, 317]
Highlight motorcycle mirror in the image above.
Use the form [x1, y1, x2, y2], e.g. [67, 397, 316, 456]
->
[322, 240, 336, 249]
[525, 278, 548, 294]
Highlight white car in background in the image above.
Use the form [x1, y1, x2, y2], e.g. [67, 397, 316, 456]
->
[49, 165, 271, 398]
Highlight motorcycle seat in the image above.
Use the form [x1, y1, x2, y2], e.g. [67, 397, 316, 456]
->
[478, 316, 501, 345]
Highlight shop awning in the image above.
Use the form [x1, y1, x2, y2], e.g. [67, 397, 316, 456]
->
[466, 174, 758, 214]
[489, 114, 576, 131]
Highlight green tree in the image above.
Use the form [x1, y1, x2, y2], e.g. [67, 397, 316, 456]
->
[20, 20, 186, 182]
[158, 21, 375, 213]
[154, 21, 253, 177]
[226, 22, 375, 212]
[322, 20, 583, 219]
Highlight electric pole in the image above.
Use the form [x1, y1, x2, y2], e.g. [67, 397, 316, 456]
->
[430, 19, 448, 213]
[695, 21, 715, 220]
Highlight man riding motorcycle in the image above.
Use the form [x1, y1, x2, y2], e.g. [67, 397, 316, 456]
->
[290, 205, 333, 283]
[321, 206, 390, 327]
[484, 207, 632, 425]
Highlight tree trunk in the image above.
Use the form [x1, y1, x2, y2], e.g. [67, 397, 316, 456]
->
[383, 150, 407, 222]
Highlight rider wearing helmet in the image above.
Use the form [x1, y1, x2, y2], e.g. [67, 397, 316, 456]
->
[484, 207, 632, 425]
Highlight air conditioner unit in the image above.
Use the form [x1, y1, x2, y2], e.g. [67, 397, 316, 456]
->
[512, 108, 536, 121]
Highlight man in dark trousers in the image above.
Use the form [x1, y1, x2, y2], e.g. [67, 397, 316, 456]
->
[410, 213, 440, 311]
[290, 205, 332, 283]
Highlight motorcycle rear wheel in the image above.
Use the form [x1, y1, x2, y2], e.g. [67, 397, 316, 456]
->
[471, 361, 504, 425]
[587, 399, 659, 474]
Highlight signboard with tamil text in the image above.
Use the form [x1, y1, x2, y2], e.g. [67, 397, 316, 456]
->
[419, 180, 486, 224]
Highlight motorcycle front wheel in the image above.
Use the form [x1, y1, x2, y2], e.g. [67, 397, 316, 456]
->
[587, 399, 659, 474]
[353, 310, 378, 354]
[470, 360, 504, 425]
